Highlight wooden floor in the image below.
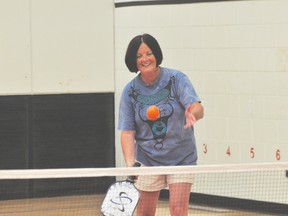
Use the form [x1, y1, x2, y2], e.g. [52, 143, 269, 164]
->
[0, 195, 268, 216]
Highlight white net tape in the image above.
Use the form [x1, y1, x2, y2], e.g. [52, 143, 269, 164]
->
[0, 162, 287, 179]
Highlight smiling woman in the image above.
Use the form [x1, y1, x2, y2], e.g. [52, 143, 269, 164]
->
[119, 33, 204, 216]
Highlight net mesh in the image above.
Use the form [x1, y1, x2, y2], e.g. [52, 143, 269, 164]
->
[0, 162, 287, 216]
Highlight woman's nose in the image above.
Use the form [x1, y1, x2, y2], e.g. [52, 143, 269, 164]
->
[142, 55, 148, 61]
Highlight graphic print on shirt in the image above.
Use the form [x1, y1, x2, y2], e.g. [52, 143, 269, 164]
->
[129, 77, 176, 149]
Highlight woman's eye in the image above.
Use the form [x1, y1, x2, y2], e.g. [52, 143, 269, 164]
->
[136, 52, 153, 59]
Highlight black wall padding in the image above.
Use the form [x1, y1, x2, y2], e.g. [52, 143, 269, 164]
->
[0, 96, 29, 170]
[0, 93, 115, 200]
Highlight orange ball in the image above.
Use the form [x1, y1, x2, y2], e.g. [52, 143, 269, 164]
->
[146, 105, 160, 121]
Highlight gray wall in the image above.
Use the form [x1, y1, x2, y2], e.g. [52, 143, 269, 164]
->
[0, 0, 115, 199]
[114, 0, 288, 204]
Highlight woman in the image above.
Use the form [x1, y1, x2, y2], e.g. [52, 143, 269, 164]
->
[118, 33, 204, 216]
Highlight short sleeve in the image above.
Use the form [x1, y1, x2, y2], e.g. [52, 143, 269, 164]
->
[176, 73, 201, 108]
[118, 84, 136, 131]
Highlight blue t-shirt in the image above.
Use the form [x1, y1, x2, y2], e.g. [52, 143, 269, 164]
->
[118, 67, 200, 166]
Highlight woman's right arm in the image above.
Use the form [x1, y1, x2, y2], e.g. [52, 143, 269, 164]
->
[121, 130, 136, 167]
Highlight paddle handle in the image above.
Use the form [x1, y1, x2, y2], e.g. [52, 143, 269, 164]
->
[127, 162, 141, 182]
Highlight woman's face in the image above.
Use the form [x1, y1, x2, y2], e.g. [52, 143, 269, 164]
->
[136, 43, 157, 73]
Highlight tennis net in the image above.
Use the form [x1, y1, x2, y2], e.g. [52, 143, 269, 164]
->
[0, 162, 287, 215]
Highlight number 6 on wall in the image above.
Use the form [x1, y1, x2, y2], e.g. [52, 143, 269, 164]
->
[276, 149, 281, 161]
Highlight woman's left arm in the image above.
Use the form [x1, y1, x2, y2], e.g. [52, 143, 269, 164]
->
[184, 102, 204, 129]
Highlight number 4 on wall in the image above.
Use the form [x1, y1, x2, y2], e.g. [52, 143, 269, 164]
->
[226, 146, 231, 156]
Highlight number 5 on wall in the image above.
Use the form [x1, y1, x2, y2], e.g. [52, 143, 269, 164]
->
[250, 147, 255, 159]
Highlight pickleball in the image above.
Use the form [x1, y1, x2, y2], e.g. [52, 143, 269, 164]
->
[146, 105, 160, 121]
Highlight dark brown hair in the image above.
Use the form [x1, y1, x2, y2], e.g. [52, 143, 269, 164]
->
[125, 34, 163, 73]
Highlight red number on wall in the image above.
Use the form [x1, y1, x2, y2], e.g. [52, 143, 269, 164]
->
[203, 144, 208, 154]
[276, 149, 281, 161]
[250, 147, 255, 159]
[226, 146, 231, 156]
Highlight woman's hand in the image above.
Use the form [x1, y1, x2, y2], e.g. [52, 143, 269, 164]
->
[184, 102, 204, 129]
